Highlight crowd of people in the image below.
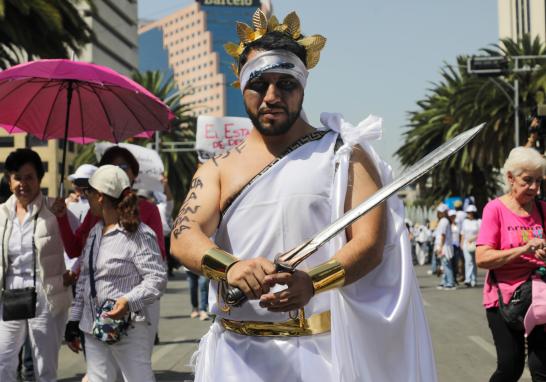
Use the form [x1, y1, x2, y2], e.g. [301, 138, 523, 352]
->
[4, 6, 546, 382]
[0, 145, 188, 382]
[407, 200, 481, 290]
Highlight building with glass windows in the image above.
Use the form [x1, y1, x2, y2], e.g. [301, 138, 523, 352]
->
[138, 0, 269, 118]
[0, 0, 139, 196]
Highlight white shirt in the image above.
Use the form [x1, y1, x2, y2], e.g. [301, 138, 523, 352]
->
[7, 202, 38, 277]
[434, 217, 453, 258]
[461, 218, 481, 244]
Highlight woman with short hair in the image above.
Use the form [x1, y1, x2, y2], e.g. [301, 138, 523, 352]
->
[477, 146, 546, 381]
[0, 148, 71, 382]
[65, 165, 167, 382]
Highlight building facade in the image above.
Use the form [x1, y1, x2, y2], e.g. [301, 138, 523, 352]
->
[138, 0, 266, 118]
[498, 0, 546, 41]
[0, 0, 139, 197]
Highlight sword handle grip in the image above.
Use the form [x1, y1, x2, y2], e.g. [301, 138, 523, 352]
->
[222, 263, 293, 308]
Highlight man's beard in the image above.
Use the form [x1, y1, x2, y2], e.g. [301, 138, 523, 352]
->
[246, 102, 303, 137]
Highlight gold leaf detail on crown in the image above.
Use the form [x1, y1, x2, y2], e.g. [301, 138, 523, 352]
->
[236, 22, 255, 44]
[267, 15, 279, 32]
[298, 35, 326, 51]
[283, 12, 301, 39]
[224, 42, 242, 59]
[225, 9, 326, 87]
[306, 50, 321, 69]
[252, 9, 268, 33]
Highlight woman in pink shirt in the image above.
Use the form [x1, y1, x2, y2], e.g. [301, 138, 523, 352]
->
[477, 146, 546, 382]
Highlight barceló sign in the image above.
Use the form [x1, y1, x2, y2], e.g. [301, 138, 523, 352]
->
[198, 0, 260, 7]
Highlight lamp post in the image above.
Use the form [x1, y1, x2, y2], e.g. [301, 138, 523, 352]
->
[467, 56, 520, 145]
[467, 55, 546, 147]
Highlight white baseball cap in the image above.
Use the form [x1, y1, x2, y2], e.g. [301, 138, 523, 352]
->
[89, 165, 131, 199]
[465, 205, 477, 213]
[68, 164, 97, 187]
[436, 203, 449, 213]
[448, 209, 456, 217]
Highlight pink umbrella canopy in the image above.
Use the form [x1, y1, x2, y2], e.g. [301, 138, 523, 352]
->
[0, 59, 175, 143]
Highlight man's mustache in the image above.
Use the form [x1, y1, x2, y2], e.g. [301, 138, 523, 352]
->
[259, 105, 287, 114]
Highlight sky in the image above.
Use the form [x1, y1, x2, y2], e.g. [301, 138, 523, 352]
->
[138, 0, 499, 173]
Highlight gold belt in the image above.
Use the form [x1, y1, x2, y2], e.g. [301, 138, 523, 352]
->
[220, 310, 331, 337]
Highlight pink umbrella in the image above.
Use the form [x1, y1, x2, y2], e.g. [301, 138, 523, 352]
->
[0, 59, 174, 193]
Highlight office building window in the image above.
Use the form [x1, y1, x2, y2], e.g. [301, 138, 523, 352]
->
[0, 137, 14, 147]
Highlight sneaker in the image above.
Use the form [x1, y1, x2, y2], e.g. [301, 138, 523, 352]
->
[190, 310, 199, 319]
[199, 311, 210, 321]
[436, 285, 444, 290]
[426, 270, 433, 275]
[442, 286, 457, 291]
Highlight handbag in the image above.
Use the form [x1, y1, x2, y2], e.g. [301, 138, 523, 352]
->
[492, 271, 532, 331]
[1, 211, 39, 322]
[491, 199, 545, 331]
[88, 236, 130, 344]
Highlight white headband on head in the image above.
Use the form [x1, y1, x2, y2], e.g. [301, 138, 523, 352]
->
[239, 50, 309, 92]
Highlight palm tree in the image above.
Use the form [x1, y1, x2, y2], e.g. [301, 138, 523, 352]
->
[396, 35, 546, 209]
[0, 0, 92, 69]
[130, 71, 198, 211]
[73, 70, 198, 212]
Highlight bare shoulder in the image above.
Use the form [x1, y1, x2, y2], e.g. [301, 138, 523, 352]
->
[207, 140, 250, 169]
[349, 144, 382, 187]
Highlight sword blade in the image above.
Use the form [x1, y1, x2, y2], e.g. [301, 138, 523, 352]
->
[277, 123, 485, 268]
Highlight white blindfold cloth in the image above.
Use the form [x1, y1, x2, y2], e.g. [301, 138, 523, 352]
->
[239, 50, 309, 92]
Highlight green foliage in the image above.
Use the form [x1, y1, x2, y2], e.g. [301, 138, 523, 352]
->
[129, 71, 198, 214]
[0, 0, 92, 69]
[74, 71, 198, 214]
[396, 35, 546, 209]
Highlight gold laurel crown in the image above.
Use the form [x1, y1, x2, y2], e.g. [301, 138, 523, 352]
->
[224, 9, 326, 87]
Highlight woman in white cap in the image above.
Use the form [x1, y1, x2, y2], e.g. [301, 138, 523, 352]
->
[460, 205, 480, 287]
[64, 165, 167, 382]
[476, 147, 546, 380]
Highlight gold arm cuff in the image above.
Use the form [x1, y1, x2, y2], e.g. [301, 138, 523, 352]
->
[220, 310, 331, 337]
[201, 248, 238, 281]
[307, 259, 346, 295]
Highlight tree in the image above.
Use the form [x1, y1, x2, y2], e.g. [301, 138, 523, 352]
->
[130, 71, 198, 212]
[396, 35, 546, 209]
[0, 0, 92, 69]
[73, 70, 198, 212]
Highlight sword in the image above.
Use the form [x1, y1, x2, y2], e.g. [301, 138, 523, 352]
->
[223, 123, 485, 307]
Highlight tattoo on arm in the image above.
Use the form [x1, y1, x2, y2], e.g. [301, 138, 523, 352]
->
[172, 176, 205, 239]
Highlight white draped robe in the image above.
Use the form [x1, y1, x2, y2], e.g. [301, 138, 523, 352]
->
[193, 113, 437, 382]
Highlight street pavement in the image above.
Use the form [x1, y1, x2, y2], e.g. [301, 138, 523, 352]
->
[56, 266, 534, 381]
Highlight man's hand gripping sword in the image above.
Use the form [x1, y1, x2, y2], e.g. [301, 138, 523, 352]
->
[222, 123, 486, 308]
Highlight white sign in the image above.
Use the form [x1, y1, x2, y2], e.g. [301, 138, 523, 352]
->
[94, 142, 164, 192]
[195, 116, 253, 162]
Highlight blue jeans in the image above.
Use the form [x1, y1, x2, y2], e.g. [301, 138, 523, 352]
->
[441, 256, 455, 287]
[187, 271, 209, 312]
[463, 247, 477, 286]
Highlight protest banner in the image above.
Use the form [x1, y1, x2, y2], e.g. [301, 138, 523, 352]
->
[195, 116, 253, 162]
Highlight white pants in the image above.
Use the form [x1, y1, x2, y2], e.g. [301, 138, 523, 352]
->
[0, 284, 67, 382]
[85, 321, 156, 382]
